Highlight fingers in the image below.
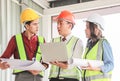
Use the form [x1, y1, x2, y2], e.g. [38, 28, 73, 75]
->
[81, 62, 91, 69]
[50, 61, 58, 65]
[0, 62, 10, 70]
[50, 61, 56, 65]
[87, 62, 92, 67]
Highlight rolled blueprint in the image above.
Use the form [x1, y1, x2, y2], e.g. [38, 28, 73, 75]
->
[68, 58, 104, 67]
[0, 58, 46, 71]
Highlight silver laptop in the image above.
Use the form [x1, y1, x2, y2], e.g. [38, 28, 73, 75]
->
[39, 42, 68, 63]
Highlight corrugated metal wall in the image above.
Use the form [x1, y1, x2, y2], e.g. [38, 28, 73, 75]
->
[0, 0, 21, 81]
[0, 0, 43, 81]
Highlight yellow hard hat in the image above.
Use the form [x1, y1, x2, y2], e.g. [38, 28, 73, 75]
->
[20, 8, 40, 23]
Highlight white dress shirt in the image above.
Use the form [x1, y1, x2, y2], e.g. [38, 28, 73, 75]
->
[61, 34, 83, 59]
[61, 34, 84, 69]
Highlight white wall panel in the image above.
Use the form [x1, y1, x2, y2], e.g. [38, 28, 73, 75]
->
[0, 0, 20, 81]
[0, 0, 44, 81]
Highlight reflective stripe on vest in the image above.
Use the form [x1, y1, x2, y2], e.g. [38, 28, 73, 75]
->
[82, 73, 112, 81]
[49, 36, 81, 80]
[82, 39, 112, 81]
[14, 34, 44, 76]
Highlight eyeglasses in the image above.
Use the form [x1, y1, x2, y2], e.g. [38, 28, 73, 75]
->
[57, 19, 72, 25]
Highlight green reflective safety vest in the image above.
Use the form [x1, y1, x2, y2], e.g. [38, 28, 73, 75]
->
[82, 39, 112, 81]
[49, 36, 81, 80]
[13, 34, 44, 76]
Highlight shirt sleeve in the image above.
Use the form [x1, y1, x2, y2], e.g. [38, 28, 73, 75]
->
[73, 39, 84, 58]
[0, 36, 16, 58]
[100, 40, 114, 73]
[68, 39, 84, 69]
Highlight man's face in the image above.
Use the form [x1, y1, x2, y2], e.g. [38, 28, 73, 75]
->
[26, 19, 39, 34]
[57, 19, 71, 37]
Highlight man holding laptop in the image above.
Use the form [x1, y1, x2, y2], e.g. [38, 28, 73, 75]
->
[49, 10, 83, 81]
[40, 42, 68, 63]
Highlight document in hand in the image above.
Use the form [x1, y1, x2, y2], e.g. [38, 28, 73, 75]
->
[0, 58, 46, 71]
[68, 58, 104, 67]
[40, 42, 68, 63]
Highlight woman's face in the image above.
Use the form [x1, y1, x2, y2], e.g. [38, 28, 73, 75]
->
[85, 22, 91, 38]
[85, 22, 101, 39]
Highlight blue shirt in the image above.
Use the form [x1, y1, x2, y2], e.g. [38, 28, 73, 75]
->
[100, 40, 114, 73]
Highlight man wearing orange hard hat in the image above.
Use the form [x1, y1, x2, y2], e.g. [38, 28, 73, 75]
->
[0, 8, 48, 81]
[49, 10, 83, 81]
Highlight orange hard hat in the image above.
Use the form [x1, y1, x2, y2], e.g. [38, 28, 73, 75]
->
[20, 8, 40, 24]
[57, 10, 75, 25]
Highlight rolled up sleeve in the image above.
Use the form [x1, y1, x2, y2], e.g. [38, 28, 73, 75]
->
[100, 40, 114, 73]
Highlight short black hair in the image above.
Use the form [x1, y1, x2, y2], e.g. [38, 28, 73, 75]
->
[24, 21, 32, 28]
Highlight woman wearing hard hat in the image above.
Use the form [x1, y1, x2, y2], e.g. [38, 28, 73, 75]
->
[81, 14, 114, 81]
[49, 10, 83, 81]
[0, 8, 48, 81]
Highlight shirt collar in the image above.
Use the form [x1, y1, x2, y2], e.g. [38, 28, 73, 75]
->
[22, 31, 37, 41]
[61, 33, 72, 41]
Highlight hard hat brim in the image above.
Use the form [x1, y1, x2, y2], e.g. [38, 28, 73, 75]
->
[84, 20, 104, 31]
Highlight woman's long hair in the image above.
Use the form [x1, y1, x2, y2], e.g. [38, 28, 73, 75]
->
[89, 22, 103, 42]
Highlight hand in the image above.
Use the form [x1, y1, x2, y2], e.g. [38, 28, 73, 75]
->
[29, 70, 41, 75]
[81, 62, 100, 71]
[50, 61, 68, 69]
[0, 61, 10, 70]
